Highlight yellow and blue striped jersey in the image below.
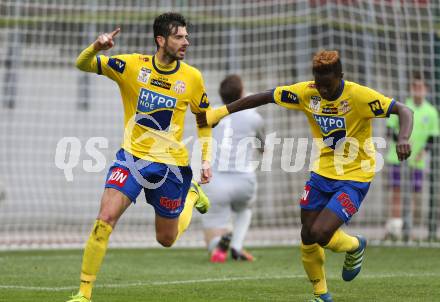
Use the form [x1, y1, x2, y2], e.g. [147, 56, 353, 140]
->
[77, 45, 212, 166]
[273, 80, 395, 182]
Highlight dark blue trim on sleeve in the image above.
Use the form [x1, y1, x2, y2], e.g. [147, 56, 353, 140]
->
[386, 99, 396, 117]
[96, 55, 102, 75]
[270, 88, 276, 103]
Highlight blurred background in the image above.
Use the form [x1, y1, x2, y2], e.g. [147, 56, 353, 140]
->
[0, 0, 439, 249]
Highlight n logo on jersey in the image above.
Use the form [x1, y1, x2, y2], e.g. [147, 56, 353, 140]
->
[108, 58, 126, 73]
[136, 89, 176, 131]
[199, 92, 210, 108]
[281, 90, 299, 104]
[313, 114, 347, 149]
[368, 100, 384, 116]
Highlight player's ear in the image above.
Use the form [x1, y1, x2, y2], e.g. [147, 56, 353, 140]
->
[156, 36, 166, 48]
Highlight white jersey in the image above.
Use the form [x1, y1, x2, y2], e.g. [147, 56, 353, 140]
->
[201, 109, 264, 229]
[212, 109, 265, 173]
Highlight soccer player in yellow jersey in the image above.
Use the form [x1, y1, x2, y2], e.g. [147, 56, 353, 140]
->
[67, 13, 212, 302]
[197, 50, 413, 302]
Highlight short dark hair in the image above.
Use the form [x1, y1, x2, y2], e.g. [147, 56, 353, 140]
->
[312, 50, 342, 76]
[410, 71, 427, 90]
[219, 74, 243, 104]
[411, 71, 424, 81]
[153, 12, 187, 48]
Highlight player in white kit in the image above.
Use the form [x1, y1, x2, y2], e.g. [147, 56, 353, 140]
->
[201, 75, 265, 262]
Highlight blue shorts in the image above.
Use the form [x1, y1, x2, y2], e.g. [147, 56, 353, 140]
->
[299, 172, 370, 223]
[105, 149, 193, 218]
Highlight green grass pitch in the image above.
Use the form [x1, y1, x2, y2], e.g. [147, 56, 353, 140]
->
[0, 246, 439, 302]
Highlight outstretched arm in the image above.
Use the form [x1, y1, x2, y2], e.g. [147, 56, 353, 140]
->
[389, 101, 413, 161]
[75, 28, 120, 72]
[196, 90, 272, 127]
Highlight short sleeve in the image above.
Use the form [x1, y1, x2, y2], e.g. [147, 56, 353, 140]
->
[190, 71, 211, 113]
[96, 54, 132, 83]
[272, 84, 304, 111]
[353, 85, 395, 119]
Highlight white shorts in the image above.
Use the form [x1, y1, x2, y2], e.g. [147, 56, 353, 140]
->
[201, 172, 257, 229]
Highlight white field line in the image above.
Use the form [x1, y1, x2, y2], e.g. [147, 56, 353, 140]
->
[1, 272, 440, 292]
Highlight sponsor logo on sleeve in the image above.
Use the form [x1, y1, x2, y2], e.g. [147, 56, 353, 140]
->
[280, 90, 299, 104]
[107, 57, 126, 73]
[199, 92, 210, 108]
[368, 100, 384, 116]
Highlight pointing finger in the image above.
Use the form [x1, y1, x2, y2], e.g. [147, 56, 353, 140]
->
[109, 28, 121, 38]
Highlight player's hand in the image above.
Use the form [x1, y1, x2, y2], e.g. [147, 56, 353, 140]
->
[396, 138, 411, 161]
[200, 160, 212, 184]
[196, 106, 230, 128]
[93, 28, 120, 51]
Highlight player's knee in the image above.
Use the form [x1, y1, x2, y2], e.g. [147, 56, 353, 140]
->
[156, 233, 176, 248]
[309, 226, 333, 246]
[300, 227, 313, 244]
[97, 213, 118, 227]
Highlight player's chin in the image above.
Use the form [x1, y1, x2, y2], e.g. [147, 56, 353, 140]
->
[176, 50, 186, 59]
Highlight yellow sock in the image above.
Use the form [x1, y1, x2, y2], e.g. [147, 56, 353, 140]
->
[175, 190, 198, 241]
[301, 243, 327, 295]
[324, 228, 359, 253]
[79, 219, 113, 299]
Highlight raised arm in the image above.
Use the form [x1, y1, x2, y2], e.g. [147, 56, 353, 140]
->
[75, 28, 120, 72]
[196, 90, 272, 127]
[389, 101, 413, 161]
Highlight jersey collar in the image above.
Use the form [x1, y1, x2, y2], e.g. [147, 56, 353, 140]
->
[331, 80, 345, 101]
[152, 55, 180, 75]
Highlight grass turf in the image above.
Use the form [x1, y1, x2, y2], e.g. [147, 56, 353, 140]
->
[0, 245, 439, 302]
